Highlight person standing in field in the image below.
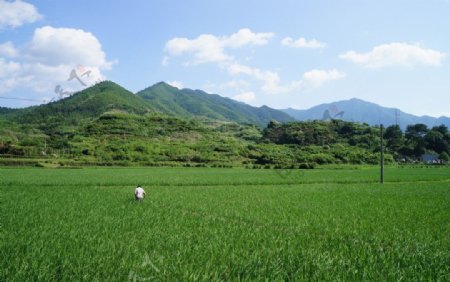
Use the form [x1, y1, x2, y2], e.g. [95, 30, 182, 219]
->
[134, 185, 146, 202]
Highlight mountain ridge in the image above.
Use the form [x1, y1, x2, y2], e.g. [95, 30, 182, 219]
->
[136, 82, 294, 127]
[282, 98, 450, 130]
[1, 83, 449, 167]
[2, 82, 449, 130]
[0, 81, 294, 127]
[1, 81, 150, 124]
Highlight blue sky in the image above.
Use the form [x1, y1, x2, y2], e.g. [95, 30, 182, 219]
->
[0, 0, 449, 117]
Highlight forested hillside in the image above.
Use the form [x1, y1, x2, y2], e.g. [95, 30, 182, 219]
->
[137, 82, 294, 127]
[1, 81, 448, 167]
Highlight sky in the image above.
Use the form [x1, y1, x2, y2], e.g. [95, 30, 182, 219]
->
[0, 0, 449, 117]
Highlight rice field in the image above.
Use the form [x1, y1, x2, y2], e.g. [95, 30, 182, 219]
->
[1, 166, 450, 281]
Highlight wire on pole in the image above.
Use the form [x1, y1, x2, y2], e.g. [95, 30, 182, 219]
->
[380, 124, 384, 184]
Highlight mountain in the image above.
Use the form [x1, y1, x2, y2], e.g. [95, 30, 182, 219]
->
[2, 81, 150, 124]
[282, 98, 450, 130]
[1, 81, 294, 127]
[137, 82, 294, 127]
[2, 85, 449, 167]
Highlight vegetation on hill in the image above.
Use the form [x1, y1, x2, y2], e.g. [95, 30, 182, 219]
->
[3, 81, 150, 125]
[384, 124, 450, 161]
[137, 82, 294, 127]
[0, 81, 448, 167]
[260, 120, 386, 165]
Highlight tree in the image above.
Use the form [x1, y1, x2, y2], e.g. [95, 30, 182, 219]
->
[384, 125, 403, 152]
[425, 130, 447, 154]
[431, 124, 448, 136]
[439, 151, 449, 162]
[267, 120, 280, 129]
[405, 124, 428, 158]
[405, 123, 428, 139]
[430, 125, 450, 154]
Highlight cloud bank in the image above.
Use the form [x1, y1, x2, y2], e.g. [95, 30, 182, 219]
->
[340, 43, 446, 68]
[0, 0, 42, 29]
[0, 26, 113, 98]
[281, 37, 326, 49]
[165, 28, 274, 64]
[164, 29, 343, 96]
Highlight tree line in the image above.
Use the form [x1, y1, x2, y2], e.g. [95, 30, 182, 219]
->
[384, 124, 449, 162]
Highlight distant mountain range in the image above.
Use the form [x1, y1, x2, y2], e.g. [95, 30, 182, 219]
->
[1, 81, 449, 167]
[282, 98, 450, 130]
[0, 81, 294, 127]
[1, 82, 448, 130]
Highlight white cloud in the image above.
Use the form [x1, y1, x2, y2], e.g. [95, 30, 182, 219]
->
[226, 63, 345, 93]
[302, 69, 346, 88]
[0, 76, 31, 94]
[223, 28, 274, 48]
[167, 80, 183, 89]
[281, 37, 326, 49]
[0, 26, 113, 98]
[165, 34, 229, 64]
[16, 63, 71, 92]
[0, 59, 20, 77]
[339, 42, 446, 68]
[232, 91, 255, 103]
[164, 29, 342, 96]
[164, 29, 283, 94]
[0, 0, 42, 29]
[437, 111, 450, 118]
[225, 62, 286, 94]
[28, 26, 113, 69]
[0, 41, 18, 57]
[164, 28, 274, 64]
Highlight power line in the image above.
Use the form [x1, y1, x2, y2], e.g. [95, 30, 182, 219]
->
[0, 96, 47, 102]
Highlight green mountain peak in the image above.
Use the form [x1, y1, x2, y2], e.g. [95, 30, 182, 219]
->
[137, 82, 294, 127]
[6, 81, 150, 124]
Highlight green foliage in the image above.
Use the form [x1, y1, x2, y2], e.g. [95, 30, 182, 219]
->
[384, 125, 404, 153]
[5, 81, 150, 125]
[137, 82, 294, 127]
[263, 120, 448, 163]
[439, 151, 449, 162]
[1, 81, 448, 166]
[2, 167, 449, 280]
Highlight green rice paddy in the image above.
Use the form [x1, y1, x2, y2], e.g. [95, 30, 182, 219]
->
[1, 166, 449, 281]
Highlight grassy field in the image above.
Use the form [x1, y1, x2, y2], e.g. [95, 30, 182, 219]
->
[1, 166, 450, 281]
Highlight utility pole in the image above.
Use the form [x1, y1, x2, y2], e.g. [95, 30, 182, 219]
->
[380, 124, 384, 184]
[395, 109, 400, 126]
[43, 137, 47, 156]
